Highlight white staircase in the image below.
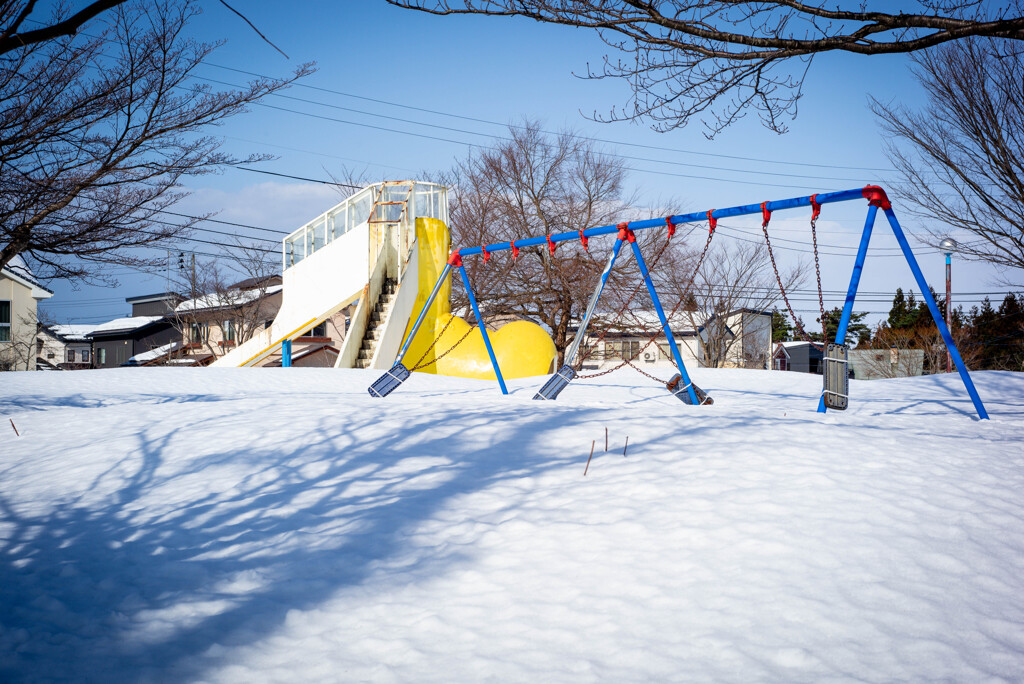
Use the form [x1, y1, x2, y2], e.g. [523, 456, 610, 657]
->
[355, 278, 398, 368]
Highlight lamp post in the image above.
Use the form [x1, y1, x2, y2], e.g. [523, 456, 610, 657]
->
[939, 237, 958, 373]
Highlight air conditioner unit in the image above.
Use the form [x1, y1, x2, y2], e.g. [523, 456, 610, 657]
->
[644, 352, 654, 362]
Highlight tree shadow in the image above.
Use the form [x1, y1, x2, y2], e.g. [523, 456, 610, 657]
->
[0, 397, 633, 682]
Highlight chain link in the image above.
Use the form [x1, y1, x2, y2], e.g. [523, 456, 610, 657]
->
[761, 218, 824, 352]
[576, 228, 716, 380]
[810, 215, 828, 346]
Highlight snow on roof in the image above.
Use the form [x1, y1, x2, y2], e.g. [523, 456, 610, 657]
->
[128, 340, 182, 364]
[48, 324, 96, 341]
[2, 254, 53, 296]
[89, 315, 164, 335]
[778, 340, 813, 348]
[578, 309, 696, 335]
[175, 284, 282, 314]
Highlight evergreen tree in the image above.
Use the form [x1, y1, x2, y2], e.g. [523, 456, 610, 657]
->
[888, 288, 922, 329]
[812, 307, 871, 346]
[771, 309, 794, 343]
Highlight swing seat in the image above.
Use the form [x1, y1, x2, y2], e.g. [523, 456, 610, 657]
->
[533, 364, 577, 400]
[368, 362, 411, 398]
[822, 343, 849, 410]
[667, 373, 714, 405]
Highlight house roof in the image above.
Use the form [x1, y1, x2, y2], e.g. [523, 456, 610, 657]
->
[124, 292, 180, 304]
[230, 274, 282, 291]
[89, 315, 165, 336]
[573, 309, 696, 336]
[47, 324, 96, 342]
[2, 254, 53, 298]
[175, 284, 283, 314]
[127, 340, 183, 365]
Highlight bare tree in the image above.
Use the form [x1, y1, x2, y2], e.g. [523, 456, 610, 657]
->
[872, 37, 1024, 275]
[387, 1, 1024, 135]
[0, 0, 312, 281]
[0, 1, 129, 56]
[170, 244, 280, 362]
[447, 121, 642, 364]
[659, 239, 805, 367]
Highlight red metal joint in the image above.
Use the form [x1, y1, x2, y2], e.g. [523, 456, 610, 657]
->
[546, 234, 557, 256]
[706, 209, 717, 234]
[810, 194, 822, 222]
[578, 229, 589, 251]
[481, 245, 490, 264]
[861, 185, 892, 211]
[447, 249, 462, 267]
[665, 216, 676, 239]
[510, 240, 519, 262]
[616, 222, 635, 242]
[761, 201, 772, 228]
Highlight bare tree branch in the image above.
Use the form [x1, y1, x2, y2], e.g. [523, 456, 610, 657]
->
[0, 0, 313, 283]
[387, 0, 1024, 135]
[872, 37, 1024, 275]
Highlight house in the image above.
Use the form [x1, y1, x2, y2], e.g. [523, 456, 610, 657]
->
[572, 310, 701, 373]
[1, 255, 53, 371]
[848, 348, 925, 380]
[172, 275, 287, 365]
[698, 308, 773, 369]
[37, 324, 95, 370]
[89, 315, 179, 368]
[172, 275, 348, 367]
[772, 341, 824, 373]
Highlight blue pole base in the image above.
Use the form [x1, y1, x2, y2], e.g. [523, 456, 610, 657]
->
[533, 364, 577, 400]
[667, 373, 713, 405]
[368, 363, 411, 398]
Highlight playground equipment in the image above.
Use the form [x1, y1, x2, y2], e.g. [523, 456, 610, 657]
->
[370, 185, 990, 421]
[213, 180, 554, 378]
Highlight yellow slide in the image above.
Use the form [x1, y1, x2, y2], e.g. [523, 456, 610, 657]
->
[401, 218, 555, 379]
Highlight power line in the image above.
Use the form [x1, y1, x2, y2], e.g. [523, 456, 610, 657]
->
[203, 62, 899, 174]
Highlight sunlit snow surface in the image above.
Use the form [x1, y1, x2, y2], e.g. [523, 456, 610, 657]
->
[2, 368, 1023, 683]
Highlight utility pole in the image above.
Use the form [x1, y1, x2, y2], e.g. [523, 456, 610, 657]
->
[940, 237, 958, 373]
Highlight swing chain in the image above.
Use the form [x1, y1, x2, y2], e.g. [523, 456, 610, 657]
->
[410, 312, 477, 371]
[761, 205, 824, 352]
[809, 194, 828, 345]
[576, 227, 715, 379]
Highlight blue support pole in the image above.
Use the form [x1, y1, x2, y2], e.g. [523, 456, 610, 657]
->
[817, 205, 878, 413]
[564, 238, 625, 364]
[458, 264, 508, 395]
[628, 239, 702, 405]
[281, 339, 292, 368]
[533, 238, 625, 400]
[881, 208, 989, 420]
[394, 263, 452, 365]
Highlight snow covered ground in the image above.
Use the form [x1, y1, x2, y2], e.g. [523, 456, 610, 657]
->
[2, 367, 1023, 683]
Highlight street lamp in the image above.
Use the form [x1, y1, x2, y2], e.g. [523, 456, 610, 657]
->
[940, 237, 958, 373]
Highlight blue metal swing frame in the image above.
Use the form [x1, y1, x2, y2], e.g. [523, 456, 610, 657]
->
[369, 185, 989, 420]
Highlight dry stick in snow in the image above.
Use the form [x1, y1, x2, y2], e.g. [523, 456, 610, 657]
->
[605, 427, 608, 452]
[584, 440, 595, 476]
[623, 436, 629, 457]
[9, 418, 19, 437]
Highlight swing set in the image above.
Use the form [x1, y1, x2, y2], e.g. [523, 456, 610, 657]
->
[369, 185, 989, 421]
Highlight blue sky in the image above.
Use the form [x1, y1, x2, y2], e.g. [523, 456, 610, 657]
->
[37, 1, 1020, 327]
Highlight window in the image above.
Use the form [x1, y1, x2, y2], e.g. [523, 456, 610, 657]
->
[223, 319, 235, 343]
[67, 349, 76, 363]
[0, 300, 10, 342]
[47, 352, 54, 359]
[82, 349, 90, 363]
[307, 322, 326, 337]
[98, 348, 106, 365]
[190, 322, 208, 344]
[115, 345, 127, 365]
